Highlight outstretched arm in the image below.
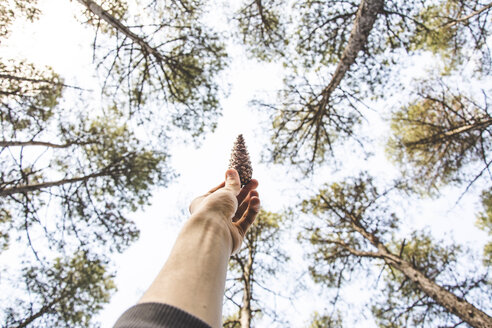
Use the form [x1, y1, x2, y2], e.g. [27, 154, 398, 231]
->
[138, 169, 260, 328]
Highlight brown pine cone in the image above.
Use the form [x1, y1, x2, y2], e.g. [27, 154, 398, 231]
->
[228, 134, 253, 186]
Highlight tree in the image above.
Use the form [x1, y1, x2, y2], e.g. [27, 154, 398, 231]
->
[223, 210, 289, 328]
[75, 0, 228, 136]
[0, 61, 171, 324]
[249, 0, 492, 168]
[387, 78, 491, 194]
[300, 174, 491, 327]
[371, 232, 490, 327]
[0, 2, 175, 324]
[3, 251, 116, 328]
[0, 69, 173, 253]
[264, 0, 384, 168]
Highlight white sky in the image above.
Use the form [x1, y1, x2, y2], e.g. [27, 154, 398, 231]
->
[2, 0, 489, 327]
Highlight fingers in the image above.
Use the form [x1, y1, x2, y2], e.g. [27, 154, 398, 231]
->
[236, 196, 260, 234]
[224, 169, 241, 195]
[237, 179, 258, 205]
[234, 190, 259, 221]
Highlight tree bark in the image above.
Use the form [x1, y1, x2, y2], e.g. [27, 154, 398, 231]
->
[347, 214, 492, 328]
[0, 171, 110, 197]
[320, 0, 384, 100]
[240, 243, 253, 328]
[381, 250, 492, 328]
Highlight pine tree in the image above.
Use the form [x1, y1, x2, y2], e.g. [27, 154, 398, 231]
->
[75, 0, 227, 135]
[223, 210, 289, 327]
[247, 0, 492, 169]
[229, 134, 253, 187]
[386, 78, 491, 195]
[300, 174, 492, 327]
[4, 251, 116, 328]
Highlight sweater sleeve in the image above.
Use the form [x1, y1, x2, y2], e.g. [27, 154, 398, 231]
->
[113, 302, 212, 328]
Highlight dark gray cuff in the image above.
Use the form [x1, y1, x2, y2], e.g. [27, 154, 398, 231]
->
[113, 302, 212, 328]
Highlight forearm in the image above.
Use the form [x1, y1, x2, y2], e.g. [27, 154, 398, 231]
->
[138, 213, 232, 328]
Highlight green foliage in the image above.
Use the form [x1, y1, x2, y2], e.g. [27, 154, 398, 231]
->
[0, 14, 174, 324]
[0, 0, 40, 39]
[4, 251, 116, 328]
[410, 3, 462, 68]
[0, 203, 11, 252]
[0, 59, 63, 135]
[300, 174, 398, 287]
[409, 0, 491, 73]
[254, 0, 492, 168]
[233, 0, 288, 61]
[222, 312, 240, 328]
[1, 109, 173, 253]
[301, 174, 491, 326]
[307, 311, 343, 328]
[477, 189, 492, 266]
[386, 79, 491, 194]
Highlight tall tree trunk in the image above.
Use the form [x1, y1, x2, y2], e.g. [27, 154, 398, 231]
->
[306, 0, 384, 163]
[0, 171, 110, 197]
[320, 0, 384, 100]
[347, 214, 492, 328]
[240, 244, 254, 328]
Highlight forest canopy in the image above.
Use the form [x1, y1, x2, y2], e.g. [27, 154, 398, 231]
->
[1, 0, 491, 327]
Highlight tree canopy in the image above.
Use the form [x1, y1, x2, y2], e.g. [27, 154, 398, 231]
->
[2, 0, 492, 327]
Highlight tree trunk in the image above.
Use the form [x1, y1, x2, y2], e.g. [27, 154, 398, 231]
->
[348, 215, 492, 328]
[382, 250, 492, 328]
[76, 0, 166, 63]
[14, 295, 64, 328]
[240, 245, 254, 328]
[404, 118, 492, 147]
[0, 171, 110, 197]
[320, 0, 384, 100]
[0, 140, 81, 148]
[443, 2, 492, 28]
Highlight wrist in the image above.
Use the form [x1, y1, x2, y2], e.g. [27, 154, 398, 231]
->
[186, 212, 233, 254]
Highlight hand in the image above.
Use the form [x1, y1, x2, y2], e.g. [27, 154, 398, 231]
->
[189, 169, 260, 254]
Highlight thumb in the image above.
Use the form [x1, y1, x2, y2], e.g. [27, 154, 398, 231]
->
[224, 169, 241, 196]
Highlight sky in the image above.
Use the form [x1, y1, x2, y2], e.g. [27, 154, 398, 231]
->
[2, 0, 490, 327]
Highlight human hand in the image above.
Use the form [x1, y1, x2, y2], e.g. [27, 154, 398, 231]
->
[189, 169, 260, 254]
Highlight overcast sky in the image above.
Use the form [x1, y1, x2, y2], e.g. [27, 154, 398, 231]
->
[3, 1, 489, 327]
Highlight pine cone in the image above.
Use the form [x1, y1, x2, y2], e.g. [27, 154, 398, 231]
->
[228, 134, 253, 186]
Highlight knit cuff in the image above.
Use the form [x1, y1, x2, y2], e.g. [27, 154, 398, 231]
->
[113, 302, 212, 328]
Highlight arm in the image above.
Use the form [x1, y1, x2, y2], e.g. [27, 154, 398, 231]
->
[138, 169, 260, 328]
